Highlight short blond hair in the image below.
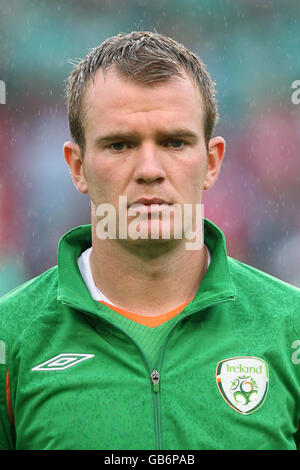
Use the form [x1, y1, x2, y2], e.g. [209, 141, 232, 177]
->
[65, 31, 219, 154]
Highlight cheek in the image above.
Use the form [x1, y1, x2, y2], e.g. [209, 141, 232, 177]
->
[83, 161, 108, 202]
[185, 161, 208, 201]
[182, 156, 207, 182]
[84, 158, 127, 204]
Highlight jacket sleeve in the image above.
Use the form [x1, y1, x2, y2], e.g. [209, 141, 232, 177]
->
[295, 427, 300, 450]
[292, 305, 300, 450]
[0, 363, 15, 449]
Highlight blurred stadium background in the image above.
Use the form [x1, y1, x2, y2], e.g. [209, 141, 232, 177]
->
[0, 0, 300, 296]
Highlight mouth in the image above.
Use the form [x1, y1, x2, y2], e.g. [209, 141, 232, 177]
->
[130, 198, 172, 208]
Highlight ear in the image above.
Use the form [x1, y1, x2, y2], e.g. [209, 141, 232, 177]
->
[203, 136, 226, 190]
[64, 141, 88, 194]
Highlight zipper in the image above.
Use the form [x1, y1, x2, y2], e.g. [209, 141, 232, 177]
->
[150, 369, 162, 449]
[148, 295, 236, 451]
[151, 370, 160, 392]
[59, 294, 235, 451]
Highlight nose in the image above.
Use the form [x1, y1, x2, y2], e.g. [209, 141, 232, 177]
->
[133, 143, 166, 184]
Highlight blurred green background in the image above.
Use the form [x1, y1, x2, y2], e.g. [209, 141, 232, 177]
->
[0, 0, 300, 295]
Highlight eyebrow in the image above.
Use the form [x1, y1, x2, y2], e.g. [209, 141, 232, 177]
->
[94, 128, 199, 146]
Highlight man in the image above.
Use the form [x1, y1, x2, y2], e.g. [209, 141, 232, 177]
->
[0, 31, 299, 450]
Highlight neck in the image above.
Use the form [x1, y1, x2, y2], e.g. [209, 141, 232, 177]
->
[89, 223, 208, 317]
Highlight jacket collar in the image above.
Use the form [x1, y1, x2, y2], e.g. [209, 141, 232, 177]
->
[184, 218, 236, 314]
[57, 218, 236, 315]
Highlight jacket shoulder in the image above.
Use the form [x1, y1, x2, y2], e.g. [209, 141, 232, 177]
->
[227, 256, 300, 335]
[228, 256, 300, 295]
[0, 266, 58, 346]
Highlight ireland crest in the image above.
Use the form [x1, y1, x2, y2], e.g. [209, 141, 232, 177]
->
[216, 356, 269, 415]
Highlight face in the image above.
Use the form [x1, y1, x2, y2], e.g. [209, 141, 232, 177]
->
[64, 67, 225, 250]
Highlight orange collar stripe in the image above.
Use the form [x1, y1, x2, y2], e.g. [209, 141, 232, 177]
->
[98, 298, 194, 327]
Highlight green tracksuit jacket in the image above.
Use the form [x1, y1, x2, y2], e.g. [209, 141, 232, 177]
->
[0, 218, 299, 450]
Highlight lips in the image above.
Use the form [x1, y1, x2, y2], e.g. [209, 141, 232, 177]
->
[130, 197, 171, 207]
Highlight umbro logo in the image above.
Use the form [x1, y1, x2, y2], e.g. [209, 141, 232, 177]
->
[32, 353, 95, 371]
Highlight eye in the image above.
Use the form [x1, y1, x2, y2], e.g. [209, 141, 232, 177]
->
[109, 142, 128, 152]
[167, 139, 185, 149]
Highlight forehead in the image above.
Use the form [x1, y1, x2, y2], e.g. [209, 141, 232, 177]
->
[82, 67, 205, 137]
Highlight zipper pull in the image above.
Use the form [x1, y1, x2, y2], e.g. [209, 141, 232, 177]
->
[151, 369, 160, 393]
